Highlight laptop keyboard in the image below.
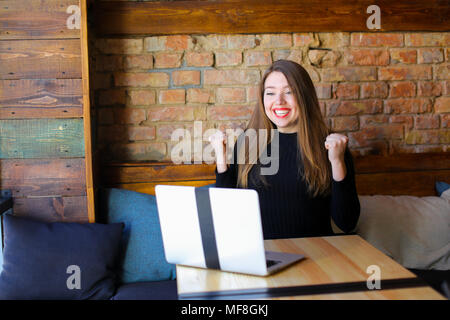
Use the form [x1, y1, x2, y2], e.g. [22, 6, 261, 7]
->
[266, 259, 281, 268]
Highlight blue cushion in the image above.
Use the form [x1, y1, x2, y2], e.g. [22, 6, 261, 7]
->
[98, 188, 176, 284]
[0, 214, 123, 300]
[111, 280, 177, 300]
[436, 181, 450, 196]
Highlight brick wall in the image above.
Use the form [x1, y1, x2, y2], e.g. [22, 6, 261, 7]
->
[92, 32, 450, 162]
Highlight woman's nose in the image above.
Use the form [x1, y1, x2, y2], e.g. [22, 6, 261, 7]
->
[275, 93, 286, 104]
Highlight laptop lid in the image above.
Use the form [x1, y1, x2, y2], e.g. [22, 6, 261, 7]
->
[155, 185, 268, 276]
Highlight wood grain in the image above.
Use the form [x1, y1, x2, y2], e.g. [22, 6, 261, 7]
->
[0, 39, 81, 79]
[93, 0, 450, 36]
[0, 79, 83, 119]
[176, 235, 445, 300]
[0, 158, 86, 197]
[0, 118, 85, 158]
[13, 196, 88, 223]
[0, 0, 80, 40]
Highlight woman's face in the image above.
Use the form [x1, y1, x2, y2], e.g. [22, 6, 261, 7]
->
[263, 71, 299, 133]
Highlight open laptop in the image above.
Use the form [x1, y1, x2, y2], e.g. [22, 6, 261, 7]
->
[155, 185, 305, 276]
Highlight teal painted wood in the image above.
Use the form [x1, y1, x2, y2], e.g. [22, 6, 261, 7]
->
[0, 119, 85, 159]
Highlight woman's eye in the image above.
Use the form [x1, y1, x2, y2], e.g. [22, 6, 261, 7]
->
[265, 92, 275, 96]
[285, 91, 292, 95]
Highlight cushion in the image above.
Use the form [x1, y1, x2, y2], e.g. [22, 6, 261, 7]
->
[0, 214, 123, 300]
[436, 181, 450, 196]
[111, 280, 177, 300]
[356, 189, 450, 270]
[98, 188, 176, 284]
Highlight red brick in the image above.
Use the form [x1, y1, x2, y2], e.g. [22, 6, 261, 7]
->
[157, 124, 184, 140]
[216, 87, 246, 103]
[418, 48, 444, 64]
[441, 114, 450, 128]
[435, 65, 450, 80]
[114, 72, 169, 87]
[97, 108, 114, 125]
[125, 55, 154, 70]
[172, 70, 201, 86]
[378, 66, 432, 81]
[326, 99, 382, 116]
[405, 33, 450, 47]
[165, 35, 193, 51]
[159, 89, 186, 104]
[389, 82, 416, 98]
[334, 83, 359, 99]
[114, 108, 146, 124]
[360, 115, 389, 127]
[215, 51, 242, 67]
[435, 96, 450, 113]
[293, 33, 316, 47]
[361, 82, 388, 99]
[321, 67, 377, 82]
[390, 115, 414, 130]
[187, 88, 214, 104]
[128, 126, 156, 141]
[346, 49, 389, 66]
[315, 84, 332, 99]
[227, 35, 256, 49]
[417, 81, 442, 97]
[204, 69, 260, 85]
[390, 49, 417, 64]
[98, 89, 126, 106]
[259, 34, 292, 48]
[348, 125, 404, 148]
[185, 52, 214, 67]
[147, 106, 194, 122]
[207, 105, 254, 120]
[415, 115, 440, 129]
[351, 33, 403, 47]
[129, 90, 156, 106]
[384, 98, 432, 114]
[247, 86, 259, 102]
[331, 116, 359, 132]
[405, 130, 441, 145]
[93, 73, 112, 90]
[97, 125, 127, 143]
[97, 55, 124, 71]
[96, 38, 143, 54]
[154, 53, 182, 68]
[112, 142, 166, 160]
[244, 51, 272, 67]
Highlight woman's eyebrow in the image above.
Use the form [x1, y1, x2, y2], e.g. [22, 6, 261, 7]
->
[264, 85, 291, 89]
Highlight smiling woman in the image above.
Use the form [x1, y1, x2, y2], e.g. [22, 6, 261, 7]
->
[209, 60, 360, 240]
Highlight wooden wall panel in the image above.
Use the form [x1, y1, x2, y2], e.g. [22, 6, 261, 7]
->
[13, 196, 88, 223]
[0, 158, 86, 197]
[0, 0, 80, 40]
[0, 39, 81, 80]
[0, 119, 85, 158]
[93, 0, 450, 36]
[0, 79, 83, 119]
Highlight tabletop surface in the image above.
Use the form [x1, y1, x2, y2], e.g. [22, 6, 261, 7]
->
[176, 235, 445, 300]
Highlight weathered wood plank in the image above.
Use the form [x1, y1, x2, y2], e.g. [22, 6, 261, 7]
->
[0, 158, 86, 197]
[356, 170, 450, 196]
[0, 79, 83, 119]
[107, 180, 216, 196]
[0, 39, 81, 79]
[0, 118, 85, 159]
[0, 0, 80, 40]
[93, 0, 450, 35]
[13, 196, 88, 223]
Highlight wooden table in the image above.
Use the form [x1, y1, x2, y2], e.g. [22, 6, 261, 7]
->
[176, 235, 446, 300]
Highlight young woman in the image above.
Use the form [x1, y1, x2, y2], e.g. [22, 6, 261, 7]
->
[209, 60, 360, 239]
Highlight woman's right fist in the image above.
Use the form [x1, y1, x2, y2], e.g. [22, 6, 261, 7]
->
[208, 130, 228, 172]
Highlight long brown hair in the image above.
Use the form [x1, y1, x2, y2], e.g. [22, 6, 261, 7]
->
[237, 60, 331, 196]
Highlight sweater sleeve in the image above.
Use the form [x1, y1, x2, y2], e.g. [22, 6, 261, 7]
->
[215, 143, 238, 188]
[329, 149, 360, 233]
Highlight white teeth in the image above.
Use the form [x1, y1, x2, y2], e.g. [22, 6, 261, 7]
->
[274, 110, 289, 116]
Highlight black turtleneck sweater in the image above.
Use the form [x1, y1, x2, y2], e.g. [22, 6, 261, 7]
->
[215, 132, 360, 240]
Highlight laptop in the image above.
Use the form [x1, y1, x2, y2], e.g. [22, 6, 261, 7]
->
[155, 185, 305, 276]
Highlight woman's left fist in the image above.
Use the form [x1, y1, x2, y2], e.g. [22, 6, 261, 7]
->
[325, 133, 348, 163]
